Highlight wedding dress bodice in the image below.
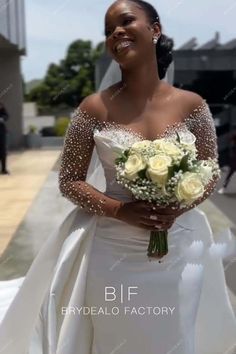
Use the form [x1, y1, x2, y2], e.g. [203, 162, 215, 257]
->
[58, 99, 219, 216]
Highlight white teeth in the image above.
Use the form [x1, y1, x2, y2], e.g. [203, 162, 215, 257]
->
[116, 41, 133, 53]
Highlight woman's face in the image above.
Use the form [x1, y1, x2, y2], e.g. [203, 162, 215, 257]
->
[104, 0, 160, 68]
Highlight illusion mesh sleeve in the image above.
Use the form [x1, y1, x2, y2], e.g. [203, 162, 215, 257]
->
[58, 108, 123, 217]
[185, 100, 221, 206]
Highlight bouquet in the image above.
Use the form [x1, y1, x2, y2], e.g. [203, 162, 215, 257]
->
[115, 130, 220, 260]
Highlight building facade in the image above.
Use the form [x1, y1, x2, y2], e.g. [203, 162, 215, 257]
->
[0, 0, 26, 148]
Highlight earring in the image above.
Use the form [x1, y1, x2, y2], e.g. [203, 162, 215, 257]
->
[152, 36, 159, 44]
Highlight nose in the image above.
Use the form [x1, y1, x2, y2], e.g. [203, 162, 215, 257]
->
[112, 26, 126, 39]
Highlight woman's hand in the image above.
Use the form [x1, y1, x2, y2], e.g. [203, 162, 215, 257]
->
[115, 201, 178, 231]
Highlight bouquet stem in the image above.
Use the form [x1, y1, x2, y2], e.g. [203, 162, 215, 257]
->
[147, 230, 168, 259]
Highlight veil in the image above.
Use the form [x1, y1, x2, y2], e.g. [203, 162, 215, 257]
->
[86, 58, 175, 191]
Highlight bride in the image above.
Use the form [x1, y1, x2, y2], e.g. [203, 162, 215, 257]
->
[0, 0, 236, 353]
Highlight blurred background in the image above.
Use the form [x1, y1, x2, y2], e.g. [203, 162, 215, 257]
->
[0, 0, 236, 158]
[0, 0, 236, 306]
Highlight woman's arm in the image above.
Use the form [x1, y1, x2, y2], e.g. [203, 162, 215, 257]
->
[173, 95, 220, 216]
[58, 95, 123, 218]
[59, 94, 187, 230]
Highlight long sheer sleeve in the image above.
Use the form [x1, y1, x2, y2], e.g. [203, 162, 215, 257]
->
[58, 106, 123, 217]
[183, 99, 220, 209]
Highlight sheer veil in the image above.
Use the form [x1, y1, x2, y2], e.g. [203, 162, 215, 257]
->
[86, 58, 175, 191]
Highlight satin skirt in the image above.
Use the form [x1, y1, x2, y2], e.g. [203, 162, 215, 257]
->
[86, 211, 236, 354]
[0, 207, 236, 354]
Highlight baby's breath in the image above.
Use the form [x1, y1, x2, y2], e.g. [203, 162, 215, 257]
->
[115, 136, 220, 206]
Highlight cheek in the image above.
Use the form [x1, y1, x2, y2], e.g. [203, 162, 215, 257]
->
[132, 22, 153, 43]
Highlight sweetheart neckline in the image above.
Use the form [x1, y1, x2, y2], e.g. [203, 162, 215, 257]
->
[75, 99, 208, 142]
[94, 118, 191, 142]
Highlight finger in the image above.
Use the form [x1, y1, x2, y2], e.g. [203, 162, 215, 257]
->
[154, 208, 180, 216]
[139, 218, 161, 226]
[138, 223, 167, 231]
[140, 214, 175, 223]
[145, 204, 179, 216]
[140, 219, 174, 229]
[139, 216, 172, 226]
[132, 201, 154, 214]
[155, 214, 175, 222]
[139, 207, 176, 219]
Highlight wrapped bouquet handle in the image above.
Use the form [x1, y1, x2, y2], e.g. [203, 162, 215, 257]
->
[148, 230, 168, 260]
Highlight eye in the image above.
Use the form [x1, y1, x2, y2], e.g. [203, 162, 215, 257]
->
[123, 17, 134, 26]
[104, 16, 135, 37]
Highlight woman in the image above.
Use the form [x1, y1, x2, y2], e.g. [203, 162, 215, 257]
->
[0, 1, 236, 354]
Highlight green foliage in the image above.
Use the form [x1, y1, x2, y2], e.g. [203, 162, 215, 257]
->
[168, 165, 176, 179]
[138, 169, 147, 179]
[27, 40, 105, 110]
[115, 150, 129, 164]
[168, 154, 190, 179]
[28, 125, 37, 134]
[54, 117, 70, 136]
[179, 154, 189, 172]
[176, 132, 180, 143]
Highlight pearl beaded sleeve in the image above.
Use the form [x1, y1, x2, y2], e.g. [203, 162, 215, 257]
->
[186, 100, 218, 161]
[182, 100, 220, 208]
[58, 109, 123, 217]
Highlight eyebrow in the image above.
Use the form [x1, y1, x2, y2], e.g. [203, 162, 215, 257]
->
[105, 11, 134, 27]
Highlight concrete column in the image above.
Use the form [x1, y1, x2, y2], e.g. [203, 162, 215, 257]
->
[0, 49, 23, 149]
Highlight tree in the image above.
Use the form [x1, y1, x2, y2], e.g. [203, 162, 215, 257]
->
[27, 39, 104, 111]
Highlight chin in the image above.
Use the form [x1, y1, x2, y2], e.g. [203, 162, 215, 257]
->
[113, 50, 140, 69]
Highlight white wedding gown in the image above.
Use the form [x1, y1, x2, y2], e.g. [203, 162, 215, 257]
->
[0, 101, 236, 354]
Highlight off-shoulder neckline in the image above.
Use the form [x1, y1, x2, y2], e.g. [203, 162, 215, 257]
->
[73, 98, 209, 141]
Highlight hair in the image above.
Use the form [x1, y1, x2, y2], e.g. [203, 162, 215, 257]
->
[126, 0, 174, 80]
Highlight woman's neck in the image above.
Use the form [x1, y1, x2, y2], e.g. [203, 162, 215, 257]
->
[121, 58, 162, 98]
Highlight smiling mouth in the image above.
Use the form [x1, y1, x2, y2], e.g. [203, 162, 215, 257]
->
[115, 41, 134, 54]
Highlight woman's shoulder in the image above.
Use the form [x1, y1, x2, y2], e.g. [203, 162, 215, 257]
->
[75, 92, 107, 123]
[77, 83, 123, 122]
[167, 86, 211, 124]
[173, 87, 206, 114]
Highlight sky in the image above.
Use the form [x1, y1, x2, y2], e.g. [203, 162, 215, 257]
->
[22, 0, 236, 82]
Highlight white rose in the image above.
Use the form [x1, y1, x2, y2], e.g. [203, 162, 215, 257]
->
[177, 131, 197, 156]
[152, 139, 169, 155]
[131, 140, 152, 151]
[198, 161, 213, 184]
[147, 154, 172, 186]
[178, 130, 196, 145]
[175, 172, 205, 203]
[154, 140, 183, 159]
[152, 139, 166, 149]
[124, 152, 146, 180]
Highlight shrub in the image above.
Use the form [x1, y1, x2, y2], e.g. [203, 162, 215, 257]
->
[54, 117, 70, 136]
[28, 125, 38, 134]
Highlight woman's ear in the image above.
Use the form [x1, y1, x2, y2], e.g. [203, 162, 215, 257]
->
[152, 22, 161, 37]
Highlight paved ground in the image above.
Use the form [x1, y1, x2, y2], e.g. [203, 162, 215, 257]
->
[0, 149, 61, 254]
